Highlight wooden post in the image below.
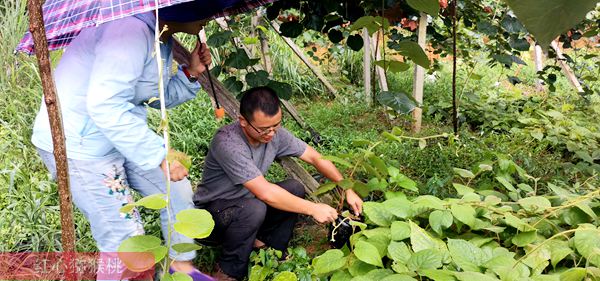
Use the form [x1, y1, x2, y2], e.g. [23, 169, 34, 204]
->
[172, 40, 321, 195]
[257, 11, 273, 73]
[362, 28, 372, 105]
[533, 44, 544, 92]
[27, 0, 76, 277]
[269, 21, 340, 99]
[372, 31, 388, 92]
[551, 40, 584, 93]
[412, 12, 428, 133]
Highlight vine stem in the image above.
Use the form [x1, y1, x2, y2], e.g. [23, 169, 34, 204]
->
[451, 0, 458, 134]
[532, 189, 600, 228]
[153, 4, 174, 274]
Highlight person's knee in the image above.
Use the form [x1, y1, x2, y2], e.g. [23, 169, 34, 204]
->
[280, 179, 306, 198]
[240, 198, 267, 226]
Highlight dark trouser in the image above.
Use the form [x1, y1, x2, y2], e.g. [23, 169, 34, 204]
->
[201, 179, 305, 280]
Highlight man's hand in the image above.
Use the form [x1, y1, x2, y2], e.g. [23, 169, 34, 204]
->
[160, 158, 188, 182]
[309, 203, 338, 224]
[345, 189, 363, 216]
[188, 42, 212, 77]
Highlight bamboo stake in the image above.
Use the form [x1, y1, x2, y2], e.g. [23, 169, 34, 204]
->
[412, 12, 428, 133]
[533, 44, 544, 92]
[27, 0, 75, 277]
[362, 28, 372, 105]
[372, 31, 388, 92]
[551, 40, 584, 93]
[268, 21, 340, 99]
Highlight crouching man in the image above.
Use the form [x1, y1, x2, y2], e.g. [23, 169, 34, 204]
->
[193, 86, 363, 280]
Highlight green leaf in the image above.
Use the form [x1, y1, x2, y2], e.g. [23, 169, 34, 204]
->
[419, 269, 457, 281]
[454, 272, 500, 281]
[447, 239, 486, 272]
[331, 270, 353, 281]
[429, 210, 453, 235]
[167, 150, 192, 170]
[224, 49, 253, 69]
[391, 221, 411, 241]
[313, 249, 347, 275]
[364, 202, 394, 226]
[362, 269, 394, 280]
[223, 77, 243, 94]
[266, 80, 293, 100]
[171, 272, 193, 281]
[388, 241, 412, 263]
[495, 176, 517, 192]
[512, 231, 537, 247]
[313, 182, 337, 196]
[407, 249, 443, 271]
[349, 16, 389, 35]
[273, 271, 298, 281]
[243, 36, 259, 45]
[384, 197, 413, 219]
[574, 226, 600, 267]
[450, 204, 476, 227]
[348, 256, 376, 277]
[355, 241, 384, 267]
[502, 0, 598, 49]
[559, 268, 587, 281]
[246, 70, 270, 88]
[518, 196, 551, 214]
[410, 221, 439, 253]
[504, 213, 536, 232]
[135, 193, 167, 210]
[249, 265, 269, 281]
[353, 181, 371, 198]
[392, 41, 430, 68]
[118, 235, 167, 272]
[207, 30, 233, 47]
[171, 243, 202, 253]
[546, 239, 573, 267]
[452, 183, 474, 196]
[453, 168, 475, 179]
[407, 0, 440, 16]
[377, 91, 417, 114]
[173, 209, 215, 239]
[324, 155, 353, 168]
[381, 274, 418, 281]
[368, 155, 388, 176]
[374, 60, 410, 73]
[279, 21, 304, 38]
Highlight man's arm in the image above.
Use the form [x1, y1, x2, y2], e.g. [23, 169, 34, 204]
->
[243, 175, 338, 223]
[299, 146, 363, 215]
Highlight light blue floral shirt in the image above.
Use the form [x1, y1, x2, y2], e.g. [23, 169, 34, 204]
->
[32, 12, 200, 170]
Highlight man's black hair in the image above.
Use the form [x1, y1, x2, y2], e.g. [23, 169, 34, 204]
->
[240, 86, 281, 121]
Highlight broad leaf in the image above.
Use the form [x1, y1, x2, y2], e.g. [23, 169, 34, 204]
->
[207, 31, 233, 47]
[512, 231, 537, 247]
[447, 239, 486, 272]
[392, 41, 430, 68]
[573, 226, 600, 267]
[407, 249, 443, 271]
[171, 243, 202, 253]
[173, 209, 214, 239]
[279, 21, 304, 38]
[355, 241, 384, 267]
[266, 80, 293, 100]
[245, 70, 270, 88]
[272, 272, 297, 281]
[364, 202, 394, 226]
[429, 210, 453, 235]
[388, 241, 412, 263]
[391, 221, 411, 241]
[407, 0, 440, 16]
[518, 196, 551, 214]
[313, 249, 347, 275]
[374, 60, 410, 73]
[377, 91, 418, 114]
[135, 193, 167, 210]
[450, 204, 476, 227]
[503, 0, 598, 49]
[313, 182, 337, 196]
[118, 235, 166, 272]
[559, 268, 587, 281]
[453, 168, 475, 179]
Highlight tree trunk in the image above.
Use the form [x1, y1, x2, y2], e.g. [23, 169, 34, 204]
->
[27, 0, 76, 278]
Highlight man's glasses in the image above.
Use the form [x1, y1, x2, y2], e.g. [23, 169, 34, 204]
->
[243, 115, 282, 136]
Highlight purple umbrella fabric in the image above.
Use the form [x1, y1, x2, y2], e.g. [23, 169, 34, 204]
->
[17, 0, 276, 55]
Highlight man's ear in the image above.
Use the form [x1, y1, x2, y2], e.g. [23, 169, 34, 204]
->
[238, 116, 246, 126]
